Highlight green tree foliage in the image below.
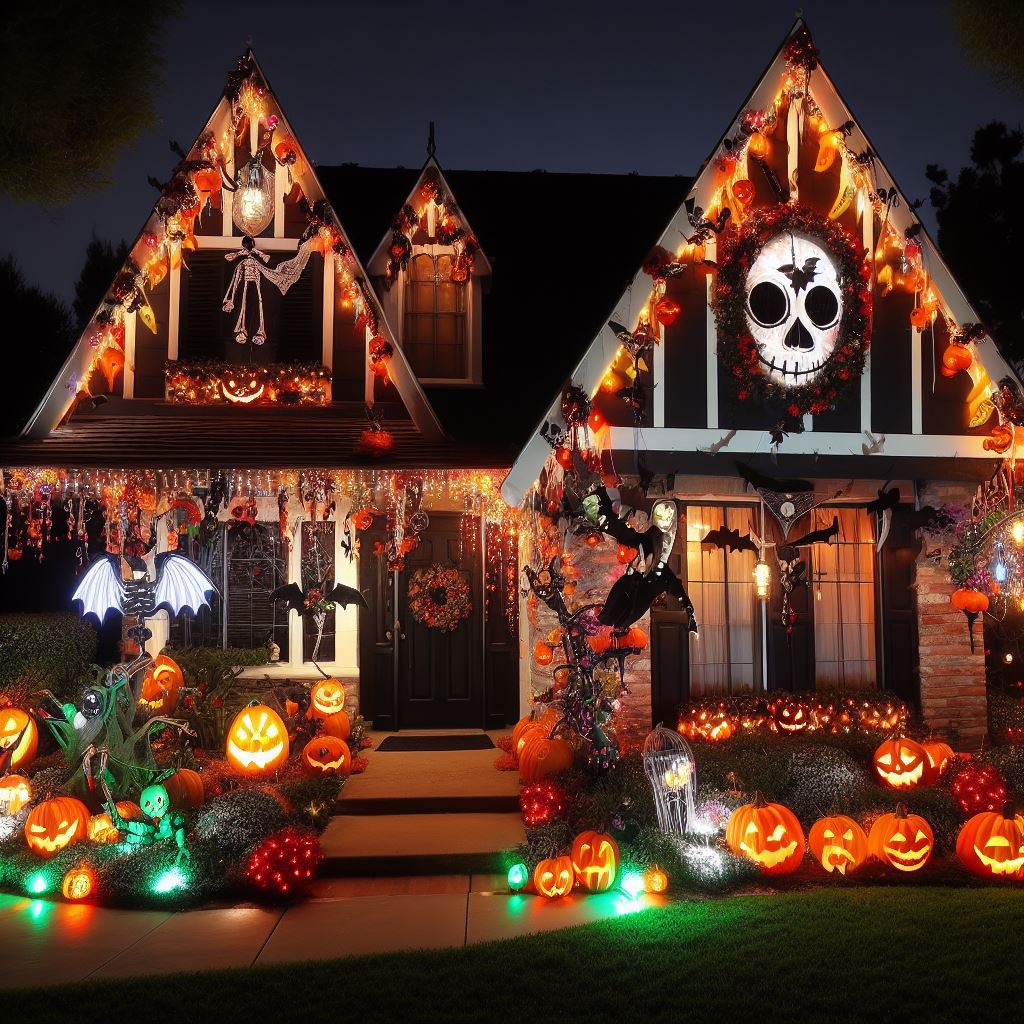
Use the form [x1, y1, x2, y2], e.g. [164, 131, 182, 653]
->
[927, 123, 1024, 366]
[73, 235, 129, 328]
[1, 2, 184, 205]
[951, 0, 1024, 93]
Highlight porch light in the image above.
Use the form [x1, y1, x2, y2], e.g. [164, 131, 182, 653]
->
[753, 557, 771, 599]
[232, 158, 275, 235]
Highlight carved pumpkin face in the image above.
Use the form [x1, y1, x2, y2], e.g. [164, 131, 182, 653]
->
[226, 705, 290, 776]
[88, 802, 143, 845]
[62, 863, 96, 901]
[726, 793, 806, 874]
[25, 796, 91, 857]
[308, 679, 346, 720]
[774, 701, 809, 733]
[808, 814, 869, 876]
[643, 865, 669, 893]
[534, 855, 575, 899]
[221, 376, 266, 404]
[302, 735, 352, 776]
[0, 708, 38, 771]
[868, 805, 933, 872]
[956, 803, 1024, 878]
[0, 773, 31, 814]
[873, 738, 927, 789]
[921, 740, 955, 785]
[571, 830, 620, 892]
[139, 654, 184, 716]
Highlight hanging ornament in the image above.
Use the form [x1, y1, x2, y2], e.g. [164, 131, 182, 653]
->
[232, 157, 275, 235]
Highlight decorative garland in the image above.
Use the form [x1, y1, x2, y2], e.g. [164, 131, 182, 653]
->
[711, 203, 871, 418]
[407, 564, 472, 632]
[164, 361, 331, 406]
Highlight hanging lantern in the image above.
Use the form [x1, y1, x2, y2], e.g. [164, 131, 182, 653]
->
[732, 179, 755, 205]
[753, 557, 771, 599]
[940, 343, 973, 377]
[232, 158, 275, 236]
[642, 725, 697, 837]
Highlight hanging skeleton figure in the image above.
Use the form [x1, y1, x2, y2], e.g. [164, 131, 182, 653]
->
[222, 235, 315, 345]
[579, 488, 698, 635]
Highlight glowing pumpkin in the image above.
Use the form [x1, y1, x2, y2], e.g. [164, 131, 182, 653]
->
[956, 802, 1024, 878]
[625, 627, 648, 651]
[226, 705, 290, 777]
[534, 642, 554, 667]
[351, 508, 375, 531]
[25, 796, 90, 857]
[872, 737, 928, 789]
[98, 347, 125, 392]
[773, 700, 810, 734]
[163, 768, 205, 809]
[321, 710, 351, 740]
[0, 708, 38, 771]
[519, 733, 574, 783]
[731, 178, 755, 205]
[643, 865, 669, 893]
[868, 804, 933, 872]
[62, 863, 97, 901]
[138, 654, 184, 716]
[921, 739, 955, 784]
[308, 679, 346, 719]
[302, 736, 352, 776]
[534, 855, 575, 899]
[513, 708, 558, 756]
[88, 801, 143, 844]
[808, 814, 869, 876]
[984, 424, 1014, 454]
[571, 830, 620, 892]
[726, 793, 805, 874]
[0, 773, 31, 813]
[940, 342, 973, 377]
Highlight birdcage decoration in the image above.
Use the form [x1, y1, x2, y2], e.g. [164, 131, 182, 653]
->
[642, 724, 697, 836]
[232, 157, 275, 235]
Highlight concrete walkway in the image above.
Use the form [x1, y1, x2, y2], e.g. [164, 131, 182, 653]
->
[0, 875, 667, 989]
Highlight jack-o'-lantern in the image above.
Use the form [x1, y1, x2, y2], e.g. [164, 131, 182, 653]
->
[0, 708, 38, 771]
[163, 768, 205, 809]
[0, 773, 31, 813]
[956, 802, 1024, 878]
[88, 802, 143, 844]
[680, 707, 734, 742]
[534, 855, 575, 898]
[62, 863, 97, 901]
[643, 865, 669, 893]
[25, 796, 90, 857]
[513, 708, 558, 755]
[519, 733, 574, 783]
[732, 178, 755, 205]
[868, 804, 933, 872]
[221, 375, 266, 404]
[308, 678, 346, 720]
[872, 737, 928, 789]
[226, 705, 290, 776]
[808, 814, 869, 875]
[321, 710, 351, 740]
[571, 830, 620, 892]
[138, 654, 184, 716]
[921, 739, 955, 784]
[726, 793, 805, 874]
[774, 700, 810, 734]
[302, 735, 352, 776]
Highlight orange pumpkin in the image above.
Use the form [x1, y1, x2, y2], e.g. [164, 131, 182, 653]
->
[643, 865, 669, 893]
[321, 710, 351, 740]
[533, 641, 554, 667]
[25, 796, 90, 857]
[225, 705, 290, 776]
[956, 802, 1024, 878]
[163, 768, 205, 809]
[747, 132, 770, 160]
[513, 708, 558, 756]
[308, 678, 346, 719]
[88, 801, 143, 845]
[0, 708, 38, 771]
[571, 830, 620, 892]
[808, 814, 869, 876]
[351, 508, 375, 531]
[533, 855, 575, 899]
[62, 862, 97, 901]
[726, 793, 805, 874]
[0, 773, 31, 814]
[951, 588, 989, 614]
[985, 424, 1015, 454]
[868, 804, 933, 872]
[654, 297, 681, 325]
[138, 654, 184, 716]
[302, 735, 352, 776]
[873, 737, 928, 789]
[774, 700, 810, 733]
[519, 733, 574, 783]
[940, 342, 973, 377]
[625, 627, 648, 651]
[921, 739, 955, 784]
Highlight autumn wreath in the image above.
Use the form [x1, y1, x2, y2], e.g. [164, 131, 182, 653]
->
[407, 564, 472, 632]
[711, 203, 872, 418]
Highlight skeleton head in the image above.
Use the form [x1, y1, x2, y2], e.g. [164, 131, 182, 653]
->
[140, 784, 169, 820]
[745, 231, 843, 386]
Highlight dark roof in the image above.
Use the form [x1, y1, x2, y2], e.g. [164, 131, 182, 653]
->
[320, 165, 691, 450]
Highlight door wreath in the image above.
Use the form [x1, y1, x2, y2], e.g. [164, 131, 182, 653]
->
[407, 564, 472, 632]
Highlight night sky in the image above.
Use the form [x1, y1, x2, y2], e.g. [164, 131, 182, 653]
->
[2, 0, 1021, 303]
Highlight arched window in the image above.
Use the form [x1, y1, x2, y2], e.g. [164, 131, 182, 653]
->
[403, 251, 467, 380]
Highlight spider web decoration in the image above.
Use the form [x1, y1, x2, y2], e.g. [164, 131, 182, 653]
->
[736, 463, 841, 538]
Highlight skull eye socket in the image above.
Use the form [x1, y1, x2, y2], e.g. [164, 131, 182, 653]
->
[804, 285, 840, 329]
[748, 280, 790, 328]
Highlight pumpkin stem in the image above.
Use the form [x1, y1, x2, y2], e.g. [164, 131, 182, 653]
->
[752, 790, 768, 808]
[895, 802, 908, 817]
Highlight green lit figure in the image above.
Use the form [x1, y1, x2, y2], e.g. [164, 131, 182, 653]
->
[108, 783, 188, 865]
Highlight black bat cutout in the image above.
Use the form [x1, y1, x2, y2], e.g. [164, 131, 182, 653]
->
[903, 506, 939, 531]
[270, 578, 368, 614]
[778, 257, 820, 294]
[701, 525, 759, 554]
[865, 486, 900, 514]
[790, 516, 839, 547]
[735, 461, 813, 494]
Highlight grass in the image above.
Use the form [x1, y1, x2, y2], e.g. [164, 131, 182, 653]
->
[7, 886, 1024, 1022]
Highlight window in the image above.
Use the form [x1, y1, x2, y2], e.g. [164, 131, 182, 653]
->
[809, 507, 877, 689]
[300, 520, 336, 662]
[402, 251, 467, 379]
[224, 523, 290, 656]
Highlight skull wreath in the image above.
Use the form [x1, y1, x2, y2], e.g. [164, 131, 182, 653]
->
[712, 204, 871, 419]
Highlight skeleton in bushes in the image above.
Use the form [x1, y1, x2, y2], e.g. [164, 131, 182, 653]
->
[745, 231, 843, 385]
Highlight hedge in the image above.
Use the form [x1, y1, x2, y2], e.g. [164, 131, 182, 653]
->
[0, 613, 97, 698]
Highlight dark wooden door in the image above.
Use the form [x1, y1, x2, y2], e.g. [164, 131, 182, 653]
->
[879, 505, 920, 704]
[767, 555, 815, 691]
[650, 548, 691, 726]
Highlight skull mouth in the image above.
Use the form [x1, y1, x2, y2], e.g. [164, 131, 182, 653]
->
[757, 346, 837, 381]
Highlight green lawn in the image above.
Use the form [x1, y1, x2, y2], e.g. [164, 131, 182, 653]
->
[8, 887, 1024, 1022]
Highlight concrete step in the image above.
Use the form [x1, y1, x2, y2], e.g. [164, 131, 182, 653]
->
[335, 794, 521, 815]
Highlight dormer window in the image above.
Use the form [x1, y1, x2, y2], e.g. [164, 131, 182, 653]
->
[403, 250, 468, 380]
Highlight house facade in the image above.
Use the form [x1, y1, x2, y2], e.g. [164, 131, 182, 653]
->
[0, 23, 1014, 749]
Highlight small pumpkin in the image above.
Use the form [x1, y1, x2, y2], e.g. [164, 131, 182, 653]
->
[984, 424, 1014, 454]
[940, 342, 972, 377]
[0, 773, 32, 814]
[308, 678, 346, 719]
[302, 735, 352, 776]
[321, 710, 351, 740]
[512, 709, 558, 756]
[868, 803, 933, 872]
[533, 854, 575, 899]
[872, 737, 928, 789]
[533, 641, 554, 666]
[62, 862, 97, 901]
[88, 802, 143, 845]
[519, 733, 574, 783]
[625, 627, 648, 651]
[25, 796, 91, 857]
[571, 830, 620, 892]
[921, 739, 955, 784]
[643, 865, 669, 893]
[951, 588, 989, 614]
[138, 654, 184, 716]
[725, 792, 805, 874]
[956, 802, 1024, 878]
[0, 708, 38, 771]
[773, 700, 810, 734]
[226, 705, 290, 777]
[808, 814, 869, 876]
[163, 768, 205, 809]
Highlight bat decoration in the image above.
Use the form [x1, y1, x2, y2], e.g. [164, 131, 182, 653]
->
[269, 578, 368, 614]
[698, 429, 737, 455]
[779, 257, 820, 294]
[701, 525, 759, 555]
[608, 320, 654, 359]
[903, 506, 939, 531]
[73, 553, 217, 642]
[866, 485, 899, 551]
[789, 516, 839, 547]
[861, 431, 886, 455]
[736, 462, 813, 494]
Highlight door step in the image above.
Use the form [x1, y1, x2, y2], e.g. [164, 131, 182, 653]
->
[335, 794, 520, 815]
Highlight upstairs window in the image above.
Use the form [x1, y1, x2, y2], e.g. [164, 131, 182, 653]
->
[403, 251, 467, 380]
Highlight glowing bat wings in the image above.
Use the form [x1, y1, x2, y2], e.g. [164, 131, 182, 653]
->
[71, 554, 124, 622]
[151, 552, 218, 616]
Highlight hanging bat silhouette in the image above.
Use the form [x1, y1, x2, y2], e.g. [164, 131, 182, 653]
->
[72, 553, 217, 641]
[736, 462, 813, 494]
[903, 506, 939, 531]
[269, 578, 368, 613]
[701, 525, 759, 554]
[608, 321, 654, 357]
[789, 516, 839, 547]
[779, 257, 820, 293]
[866, 487, 900, 514]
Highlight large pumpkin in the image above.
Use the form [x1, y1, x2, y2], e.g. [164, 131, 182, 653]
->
[302, 735, 352, 776]
[25, 796, 90, 857]
[0, 708, 38, 771]
[921, 739, 955, 785]
[320, 710, 351, 741]
[0, 773, 32, 814]
[808, 814, 869, 876]
[868, 804, 933, 872]
[519, 733, 574, 783]
[226, 705, 290, 776]
[307, 678, 346, 720]
[163, 768, 205, 809]
[956, 802, 1024, 878]
[726, 792, 805, 874]
[88, 801, 143, 845]
[533, 854, 574, 899]
[571, 830, 619, 892]
[513, 708, 558, 756]
[872, 737, 928, 789]
[138, 654, 184, 716]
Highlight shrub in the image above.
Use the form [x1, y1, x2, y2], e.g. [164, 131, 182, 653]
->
[194, 788, 289, 860]
[0, 613, 97, 700]
[982, 744, 1024, 798]
[786, 745, 872, 823]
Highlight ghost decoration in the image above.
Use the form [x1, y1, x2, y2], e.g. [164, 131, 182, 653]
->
[744, 231, 843, 387]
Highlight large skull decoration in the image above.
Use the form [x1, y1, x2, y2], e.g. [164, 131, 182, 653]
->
[745, 231, 843, 387]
